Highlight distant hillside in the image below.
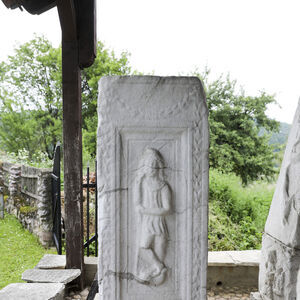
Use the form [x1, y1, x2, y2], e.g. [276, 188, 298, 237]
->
[259, 122, 290, 155]
[269, 122, 291, 146]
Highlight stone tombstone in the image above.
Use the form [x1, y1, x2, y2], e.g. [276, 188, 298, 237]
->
[255, 100, 300, 300]
[97, 76, 209, 300]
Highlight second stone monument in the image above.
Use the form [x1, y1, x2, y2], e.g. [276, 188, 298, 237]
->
[97, 76, 209, 300]
[252, 100, 300, 300]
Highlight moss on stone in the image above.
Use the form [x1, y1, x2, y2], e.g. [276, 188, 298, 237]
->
[19, 206, 37, 215]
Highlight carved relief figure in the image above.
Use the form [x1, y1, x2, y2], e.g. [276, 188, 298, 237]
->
[263, 250, 286, 299]
[283, 138, 300, 225]
[273, 267, 285, 296]
[134, 148, 172, 285]
[263, 250, 277, 299]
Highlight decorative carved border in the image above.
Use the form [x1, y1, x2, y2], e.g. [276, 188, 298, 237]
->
[97, 77, 209, 300]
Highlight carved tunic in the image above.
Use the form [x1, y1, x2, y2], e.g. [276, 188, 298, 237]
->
[141, 181, 169, 238]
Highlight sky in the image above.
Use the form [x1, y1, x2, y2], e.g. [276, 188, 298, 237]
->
[1, 0, 300, 123]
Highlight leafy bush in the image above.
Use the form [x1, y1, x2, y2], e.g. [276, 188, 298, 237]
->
[0, 37, 132, 160]
[0, 149, 52, 168]
[209, 169, 274, 250]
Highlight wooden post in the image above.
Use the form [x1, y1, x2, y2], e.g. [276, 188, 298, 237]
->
[57, 0, 84, 289]
[62, 40, 84, 289]
[2, 0, 96, 290]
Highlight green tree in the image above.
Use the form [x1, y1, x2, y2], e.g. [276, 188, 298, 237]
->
[0, 36, 62, 159]
[81, 41, 131, 157]
[0, 36, 131, 160]
[197, 70, 279, 184]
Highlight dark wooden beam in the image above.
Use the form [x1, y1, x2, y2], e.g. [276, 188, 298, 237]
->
[76, 0, 97, 68]
[57, 0, 77, 41]
[1, 0, 20, 9]
[56, 0, 84, 290]
[2, 0, 56, 14]
[61, 40, 84, 290]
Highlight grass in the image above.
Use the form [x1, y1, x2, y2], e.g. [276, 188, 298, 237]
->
[0, 213, 56, 289]
[208, 169, 275, 251]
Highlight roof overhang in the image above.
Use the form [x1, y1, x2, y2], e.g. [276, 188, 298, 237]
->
[2, 0, 56, 15]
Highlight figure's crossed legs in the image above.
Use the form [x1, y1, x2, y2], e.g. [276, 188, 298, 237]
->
[136, 234, 168, 284]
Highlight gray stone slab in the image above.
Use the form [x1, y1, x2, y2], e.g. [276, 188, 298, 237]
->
[36, 254, 66, 269]
[22, 269, 81, 284]
[264, 99, 300, 248]
[208, 250, 260, 267]
[229, 250, 260, 266]
[257, 100, 300, 299]
[208, 251, 235, 266]
[0, 283, 65, 300]
[97, 76, 209, 300]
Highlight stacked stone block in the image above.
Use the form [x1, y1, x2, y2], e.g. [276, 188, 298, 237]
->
[0, 162, 53, 247]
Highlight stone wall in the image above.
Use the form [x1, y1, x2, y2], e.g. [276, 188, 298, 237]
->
[0, 161, 53, 247]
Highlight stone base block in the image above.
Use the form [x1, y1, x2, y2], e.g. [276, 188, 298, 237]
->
[208, 266, 258, 289]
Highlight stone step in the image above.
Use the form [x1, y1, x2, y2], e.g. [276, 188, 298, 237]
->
[0, 283, 65, 300]
[22, 269, 81, 284]
[36, 254, 66, 269]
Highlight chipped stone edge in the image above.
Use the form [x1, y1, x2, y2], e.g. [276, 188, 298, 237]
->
[0, 283, 65, 300]
[208, 250, 260, 267]
[22, 269, 81, 284]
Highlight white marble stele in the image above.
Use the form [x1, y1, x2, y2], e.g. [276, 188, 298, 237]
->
[256, 100, 300, 299]
[96, 76, 209, 300]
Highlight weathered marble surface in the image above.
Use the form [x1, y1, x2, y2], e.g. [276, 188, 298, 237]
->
[259, 234, 300, 299]
[257, 100, 300, 299]
[0, 283, 65, 300]
[97, 76, 209, 300]
[264, 100, 300, 248]
[22, 269, 80, 284]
